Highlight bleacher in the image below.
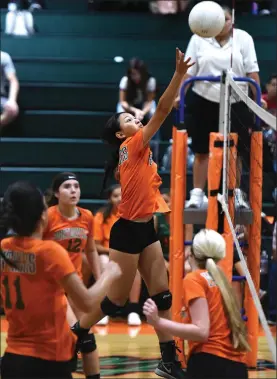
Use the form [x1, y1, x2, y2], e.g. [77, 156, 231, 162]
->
[0, 0, 276, 216]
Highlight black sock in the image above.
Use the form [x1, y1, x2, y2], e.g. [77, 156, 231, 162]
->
[71, 321, 90, 339]
[86, 375, 100, 379]
[128, 302, 140, 314]
[159, 340, 176, 363]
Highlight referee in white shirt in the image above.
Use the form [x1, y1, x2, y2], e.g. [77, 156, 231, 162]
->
[176, 6, 261, 209]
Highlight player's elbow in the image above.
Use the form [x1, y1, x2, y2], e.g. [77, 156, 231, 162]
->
[197, 326, 210, 342]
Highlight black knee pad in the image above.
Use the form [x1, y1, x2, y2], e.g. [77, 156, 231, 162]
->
[151, 290, 172, 311]
[79, 332, 97, 354]
[100, 296, 125, 317]
[71, 321, 97, 354]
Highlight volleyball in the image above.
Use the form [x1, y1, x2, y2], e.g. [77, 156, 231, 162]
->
[188, 1, 225, 38]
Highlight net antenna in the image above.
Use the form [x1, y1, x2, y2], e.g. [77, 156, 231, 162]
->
[230, 0, 235, 69]
[218, 70, 277, 365]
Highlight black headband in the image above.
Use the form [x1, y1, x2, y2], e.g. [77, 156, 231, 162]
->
[52, 173, 78, 192]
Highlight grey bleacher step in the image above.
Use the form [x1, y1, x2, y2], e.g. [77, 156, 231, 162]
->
[9, 109, 173, 141]
[19, 82, 118, 112]
[0, 138, 171, 168]
[184, 207, 253, 225]
[0, 167, 171, 199]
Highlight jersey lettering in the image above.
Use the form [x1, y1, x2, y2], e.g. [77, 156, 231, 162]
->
[148, 151, 153, 166]
[0, 251, 36, 274]
[119, 146, 128, 165]
[53, 227, 88, 241]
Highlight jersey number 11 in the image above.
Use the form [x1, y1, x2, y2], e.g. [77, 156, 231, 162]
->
[2, 276, 25, 310]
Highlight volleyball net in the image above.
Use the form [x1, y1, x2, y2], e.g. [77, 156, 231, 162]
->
[169, 71, 277, 368]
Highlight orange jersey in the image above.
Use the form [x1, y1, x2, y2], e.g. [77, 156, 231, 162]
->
[44, 206, 94, 277]
[118, 129, 170, 220]
[94, 211, 119, 249]
[183, 269, 245, 363]
[0, 237, 76, 361]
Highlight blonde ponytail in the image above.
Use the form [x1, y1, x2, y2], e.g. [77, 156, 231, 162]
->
[206, 258, 250, 352]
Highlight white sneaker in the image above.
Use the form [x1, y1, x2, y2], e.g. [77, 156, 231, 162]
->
[234, 188, 249, 209]
[127, 312, 142, 326]
[97, 316, 109, 326]
[202, 195, 208, 208]
[186, 188, 205, 208]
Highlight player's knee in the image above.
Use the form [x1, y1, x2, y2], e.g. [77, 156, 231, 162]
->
[71, 321, 97, 354]
[100, 296, 126, 317]
[79, 332, 97, 354]
[151, 290, 172, 311]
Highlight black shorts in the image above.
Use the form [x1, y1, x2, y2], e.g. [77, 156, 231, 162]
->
[1, 352, 73, 379]
[109, 217, 158, 254]
[187, 352, 248, 379]
[185, 91, 253, 159]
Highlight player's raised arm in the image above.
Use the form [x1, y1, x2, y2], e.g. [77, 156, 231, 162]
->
[142, 48, 194, 146]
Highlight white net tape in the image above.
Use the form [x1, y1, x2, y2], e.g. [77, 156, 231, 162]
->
[218, 194, 276, 365]
[219, 71, 276, 365]
[227, 72, 276, 131]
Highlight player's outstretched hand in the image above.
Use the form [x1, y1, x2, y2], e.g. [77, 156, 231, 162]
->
[175, 48, 195, 75]
[143, 298, 160, 326]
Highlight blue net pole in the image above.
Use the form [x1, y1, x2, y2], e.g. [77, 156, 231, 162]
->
[179, 75, 262, 127]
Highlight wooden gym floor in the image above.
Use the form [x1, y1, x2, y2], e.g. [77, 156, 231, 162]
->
[1, 318, 276, 378]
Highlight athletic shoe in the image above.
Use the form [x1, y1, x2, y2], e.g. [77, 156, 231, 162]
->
[155, 343, 186, 379]
[96, 316, 109, 326]
[234, 188, 249, 209]
[185, 188, 205, 208]
[127, 312, 142, 326]
[155, 359, 187, 379]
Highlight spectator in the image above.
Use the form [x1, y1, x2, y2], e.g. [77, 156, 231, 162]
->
[160, 137, 195, 172]
[268, 219, 276, 325]
[149, 0, 189, 14]
[117, 57, 160, 161]
[7, 0, 43, 11]
[262, 74, 277, 116]
[5, 0, 35, 36]
[261, 74, 277, 172]
[0, 51, 19, 132]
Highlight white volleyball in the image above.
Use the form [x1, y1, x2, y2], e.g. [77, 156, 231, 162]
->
[188, 1, 225, 38]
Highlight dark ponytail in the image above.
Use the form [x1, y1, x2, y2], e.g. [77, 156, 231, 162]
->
[101, 112, 125, 195]
[45, 188, 58, 207]
[0, 197, 17, 268]
[0, 181, 45, 268]
[100, 184, 121, 223]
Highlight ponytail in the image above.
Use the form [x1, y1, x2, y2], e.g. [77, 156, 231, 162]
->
[0, 201, 18, 269]
[99, 184, 121, 222]
[205, 258, 250, 352]
[101, 147, 120, 196]
[101, 112, 125, 196]
[0, 181, 45, 269]
[44, 188, 58, 207]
